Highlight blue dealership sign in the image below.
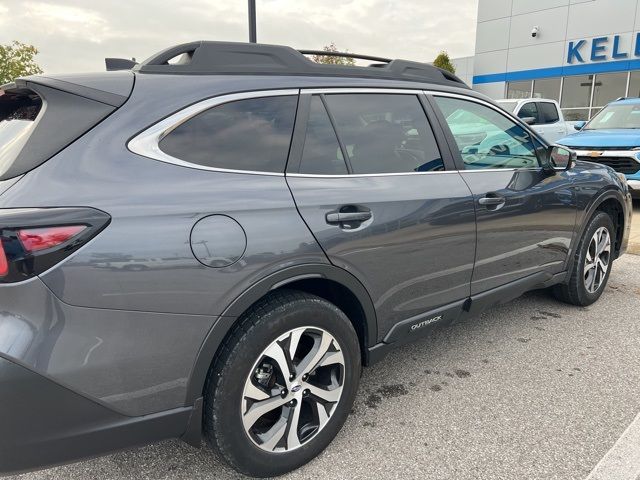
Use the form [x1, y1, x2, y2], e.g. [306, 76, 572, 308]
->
[568, 33, 640, 63]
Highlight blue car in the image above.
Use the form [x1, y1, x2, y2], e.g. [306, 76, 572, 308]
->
[558, 98, 640, 198]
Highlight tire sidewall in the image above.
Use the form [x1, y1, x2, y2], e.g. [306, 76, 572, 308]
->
[209, 294, 361, 477]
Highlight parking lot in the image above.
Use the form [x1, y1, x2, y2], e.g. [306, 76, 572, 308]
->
[13, 235, 640, 480]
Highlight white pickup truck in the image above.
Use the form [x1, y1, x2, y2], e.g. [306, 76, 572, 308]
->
[496, 98, 574, 144]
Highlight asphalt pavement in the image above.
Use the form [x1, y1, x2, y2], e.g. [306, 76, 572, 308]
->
[11, 254, 640, 480]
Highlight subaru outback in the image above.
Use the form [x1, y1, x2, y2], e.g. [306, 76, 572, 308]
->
[0, 41, 632, 478]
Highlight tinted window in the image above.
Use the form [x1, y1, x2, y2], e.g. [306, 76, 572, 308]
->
[323, 94, 443, 174]
[532, 78, 561, 101]
[299, 96, 347, 175]
[506, 81, 532, 99]
[518, 102, 539, 123]
[538, 102, 559, 124]
[434, 96, 539, 170]
[159, 96, 297, 173]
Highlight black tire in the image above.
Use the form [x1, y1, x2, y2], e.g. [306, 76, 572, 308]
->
[553, 211, 615, 306]
[203, 289, 361, 478]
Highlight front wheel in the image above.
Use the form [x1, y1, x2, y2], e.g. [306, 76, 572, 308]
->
[203, 290, 361, 477]
[553, 211, 615, 306]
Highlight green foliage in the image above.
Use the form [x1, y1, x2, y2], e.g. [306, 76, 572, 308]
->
[0, 41, 44, 85]
[433, 51, 456, 74]
[311, 42, 356, 66]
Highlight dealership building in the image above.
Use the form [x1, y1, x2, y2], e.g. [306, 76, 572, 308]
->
[453, 0, 640, 120]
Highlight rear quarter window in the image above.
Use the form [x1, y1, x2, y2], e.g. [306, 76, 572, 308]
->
[0, 89, 42, 177]
[159, 95, 298, 173]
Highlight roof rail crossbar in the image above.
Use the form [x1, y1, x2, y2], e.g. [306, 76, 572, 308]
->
[299, 50, 392, 64]
[133, 41, 469, 88]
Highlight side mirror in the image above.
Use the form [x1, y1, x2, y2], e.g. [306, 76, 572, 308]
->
[574, 121, 586, 130]
[548, 145, 577, 170]
[521, 116, 537, 125]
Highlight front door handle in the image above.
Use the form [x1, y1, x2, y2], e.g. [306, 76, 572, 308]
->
[478, 195, 506, 210]
[326, 211, 372, 224]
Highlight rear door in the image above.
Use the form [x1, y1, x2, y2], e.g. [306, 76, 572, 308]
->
[430, 93, 577, 295]
[286, 89, 476, 341]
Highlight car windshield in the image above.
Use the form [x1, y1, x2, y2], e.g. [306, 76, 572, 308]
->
[585, 103, 640, 129]
[497, 101, 518, 113]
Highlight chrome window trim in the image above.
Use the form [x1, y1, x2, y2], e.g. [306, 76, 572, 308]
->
[287, 171, 459, 178]
[127, 89, 300, 176]
[301, 88, 424, 95]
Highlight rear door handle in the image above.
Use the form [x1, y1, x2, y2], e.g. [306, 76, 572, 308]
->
[326, 211, 372, 224]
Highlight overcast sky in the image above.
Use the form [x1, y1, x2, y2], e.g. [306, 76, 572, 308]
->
[0, 0, 478, 74]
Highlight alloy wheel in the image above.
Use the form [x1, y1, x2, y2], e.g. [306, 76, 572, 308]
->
[584, 226, 611, 294]
[241, 326, 345, 453]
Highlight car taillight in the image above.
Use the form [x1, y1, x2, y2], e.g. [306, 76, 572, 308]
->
[0, 240, 8, 277]
[18, 225, 87, 253]
[0, 207, 110, 283]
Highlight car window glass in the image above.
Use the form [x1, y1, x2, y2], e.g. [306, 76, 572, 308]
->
[434, 96, 540, 170]
[299, 96, 348, 175]
[538, 102, 559, 124]
[159, 96, 297, 173]
[322, 94, 444, 174]
[518, 102, 539, 123]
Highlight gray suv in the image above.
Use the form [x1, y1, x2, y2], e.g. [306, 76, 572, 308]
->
[0, 41, 632, 478]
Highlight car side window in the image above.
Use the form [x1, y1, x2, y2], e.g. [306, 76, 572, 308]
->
[538, 102, 560, 124]
[158, 95, 297, 173]
[518, 102, 539, 124]
[299, 96, 348, 175]
[434, 96, 540, 170]
[322, 94, 444, 174]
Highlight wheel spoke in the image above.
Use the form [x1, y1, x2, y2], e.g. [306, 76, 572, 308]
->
[317, 349, 344, 368]
[243, 394, 288, 429]
[263, 341, 293, 387]
[244, 380, 270, 402]
[289, 329, 304, 361]
[256, 417, 288, 451]
[307, 384, 342, 403]
[313, 399, 330, 427]
[286, 402, 302, 450]
[298, 331, 333, 377]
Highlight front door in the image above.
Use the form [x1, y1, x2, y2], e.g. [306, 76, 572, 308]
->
[431, 94, 577, 295]
[286, 90, 476, 339]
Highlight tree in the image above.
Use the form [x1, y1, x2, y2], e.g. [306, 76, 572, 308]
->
[0, 41, 43, 85]
[311, 42, 356, 66]
[433, 51, 456, 74]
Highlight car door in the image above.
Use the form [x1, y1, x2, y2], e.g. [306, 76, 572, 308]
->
[430, 93, 577, 295]
[286, 90, 476, 341]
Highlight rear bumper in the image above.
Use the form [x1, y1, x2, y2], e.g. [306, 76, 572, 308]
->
[0, 354, 192, 475]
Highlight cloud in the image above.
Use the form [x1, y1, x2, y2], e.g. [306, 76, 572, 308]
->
[0, 0, 478, 74]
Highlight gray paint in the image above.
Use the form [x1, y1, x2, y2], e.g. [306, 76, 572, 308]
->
[0, 67, 632, 475]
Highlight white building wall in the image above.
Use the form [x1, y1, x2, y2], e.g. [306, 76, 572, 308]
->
[469, 0, 640, 107]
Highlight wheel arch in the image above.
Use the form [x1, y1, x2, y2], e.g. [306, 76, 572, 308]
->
[567, 187, 627, 276]
[184, 264, 378, 405]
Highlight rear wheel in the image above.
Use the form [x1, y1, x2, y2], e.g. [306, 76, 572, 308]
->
[553, 211, 614, 306]
[204, 290, 360, 477]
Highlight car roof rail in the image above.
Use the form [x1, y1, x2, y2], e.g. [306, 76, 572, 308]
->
[132, 41, 468, 87]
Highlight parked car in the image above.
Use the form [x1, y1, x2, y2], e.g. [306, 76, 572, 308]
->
[497, 98, 574, 143]
[0, 41, 632, 478]
[557, 98, 640, 198]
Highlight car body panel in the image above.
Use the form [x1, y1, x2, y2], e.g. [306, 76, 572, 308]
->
[287, 173, 477, 339]
[0, 63, 631, 476]
[459, 168, 577, 294]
